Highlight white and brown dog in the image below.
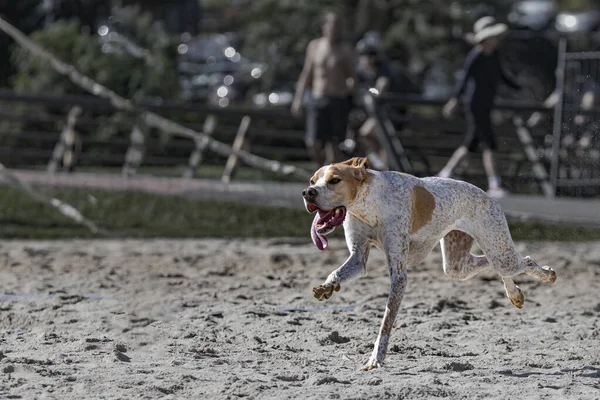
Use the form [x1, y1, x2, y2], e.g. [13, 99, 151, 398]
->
[302, 157, 557, 371]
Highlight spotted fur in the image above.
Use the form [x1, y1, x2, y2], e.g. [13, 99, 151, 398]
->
[303, 157, 557, 371]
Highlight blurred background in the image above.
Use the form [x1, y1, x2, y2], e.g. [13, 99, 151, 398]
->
[0, 0, 600, 238]
[3, 0, 600, 102]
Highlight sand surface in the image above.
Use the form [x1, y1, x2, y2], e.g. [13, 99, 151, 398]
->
[1, 238, 600, 399]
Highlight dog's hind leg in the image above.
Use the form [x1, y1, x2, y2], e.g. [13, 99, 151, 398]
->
[441, 230, 490, 281]
[519, 256, 557, 284]
[470, 203, 557, 308]
[499, 256, 556, 308]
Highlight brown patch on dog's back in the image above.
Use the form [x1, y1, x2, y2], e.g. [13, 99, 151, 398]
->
[410, 186, 435, 234]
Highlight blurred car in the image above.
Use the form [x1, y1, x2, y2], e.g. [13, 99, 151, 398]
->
[96, 20, 267, 105]
[507, 0, 600, 35]
[555, 10, 600, 33]
[177, 34, 267, 104]
[508, 0, 558, 31]
[252, 83, 300, 108]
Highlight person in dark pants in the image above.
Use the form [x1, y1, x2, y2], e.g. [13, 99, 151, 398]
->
[291, 11, 356, 167]
[439, 16, 521, 198]
[348, 35, 393, 170]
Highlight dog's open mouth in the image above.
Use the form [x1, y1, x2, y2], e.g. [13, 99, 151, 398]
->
[306, 203, 347, 250]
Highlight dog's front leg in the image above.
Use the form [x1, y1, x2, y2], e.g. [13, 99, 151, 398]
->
[362, 234, 409, 371]
[313, 242, 369, 301]
[313, 225, 370, 301]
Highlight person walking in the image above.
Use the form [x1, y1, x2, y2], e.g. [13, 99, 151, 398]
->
[352, 35, 393, 170]
[439, 16, 521, 198]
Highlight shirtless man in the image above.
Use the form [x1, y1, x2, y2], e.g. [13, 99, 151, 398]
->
[291, 11, 356, 167]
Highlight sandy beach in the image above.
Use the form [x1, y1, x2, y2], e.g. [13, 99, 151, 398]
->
[1, 238, 599, 399]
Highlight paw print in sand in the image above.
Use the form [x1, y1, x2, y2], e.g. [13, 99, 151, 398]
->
[312, 281, 340, 301]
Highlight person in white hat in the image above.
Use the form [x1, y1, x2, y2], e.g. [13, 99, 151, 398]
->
[438, 16, 521, 198]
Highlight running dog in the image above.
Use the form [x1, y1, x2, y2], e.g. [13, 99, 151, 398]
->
[302, 157, 557, 371]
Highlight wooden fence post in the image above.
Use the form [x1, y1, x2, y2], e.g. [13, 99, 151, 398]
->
[183, 114, 217, 179]
[512, 116, 554, 197]
[221, 116, 251, 183]
[47, 106, 81, 173]
[122, 114, 148, 177]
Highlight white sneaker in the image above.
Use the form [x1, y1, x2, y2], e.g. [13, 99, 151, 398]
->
[487, 186, 510, 199]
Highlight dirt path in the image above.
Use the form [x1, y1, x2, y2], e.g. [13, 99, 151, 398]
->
[0, 239, 599, 399]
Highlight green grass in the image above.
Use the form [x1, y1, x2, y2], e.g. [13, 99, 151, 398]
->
[508, 222, 600, 242]
[1, 185, 600, 241]
[0, 185, 315, 239]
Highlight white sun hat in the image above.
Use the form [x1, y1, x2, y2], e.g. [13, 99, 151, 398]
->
[472, 16, 508, 43]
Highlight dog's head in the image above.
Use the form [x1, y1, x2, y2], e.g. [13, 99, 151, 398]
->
[302, 157, 370, 250]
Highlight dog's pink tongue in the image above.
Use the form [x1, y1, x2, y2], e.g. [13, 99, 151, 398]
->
[310, 213, 328, 250]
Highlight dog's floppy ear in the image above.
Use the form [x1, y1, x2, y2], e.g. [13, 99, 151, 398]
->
[341, 157, 370, 169]
[342, 157, 370, 181]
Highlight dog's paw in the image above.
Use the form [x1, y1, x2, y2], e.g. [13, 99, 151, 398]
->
[360, 357, 383, 371]
[543, 266, 557, 284]
[312, 281, 340, 301]
[509, 287, 525, 309]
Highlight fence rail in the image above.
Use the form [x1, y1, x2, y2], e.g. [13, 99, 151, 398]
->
[0, 89, 554, 189]
[2, 85, 598, 196]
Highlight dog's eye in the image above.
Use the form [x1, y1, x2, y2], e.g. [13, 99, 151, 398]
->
[328, 178, 342, 185]
[310, 179, 316, 185]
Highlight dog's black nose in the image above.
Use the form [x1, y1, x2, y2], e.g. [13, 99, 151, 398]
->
[302, 187, 318, 200]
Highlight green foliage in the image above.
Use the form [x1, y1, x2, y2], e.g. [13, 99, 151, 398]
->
[378, 0, 465, 81]
[209, 0, 597, 94]
[559, 0, 600, 11]
[0, 0, 43, 87]
[11, 20, 94, 96]
[209, 0, 486, 91]
[10, 6, 180, 102]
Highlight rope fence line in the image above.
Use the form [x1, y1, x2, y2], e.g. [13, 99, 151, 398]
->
[0, 16, 311, 181]
[0, 163, 110, 236]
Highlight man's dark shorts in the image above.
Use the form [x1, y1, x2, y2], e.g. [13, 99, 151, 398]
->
[463, 107, 497, 152]
[306, 97, 350, 145]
